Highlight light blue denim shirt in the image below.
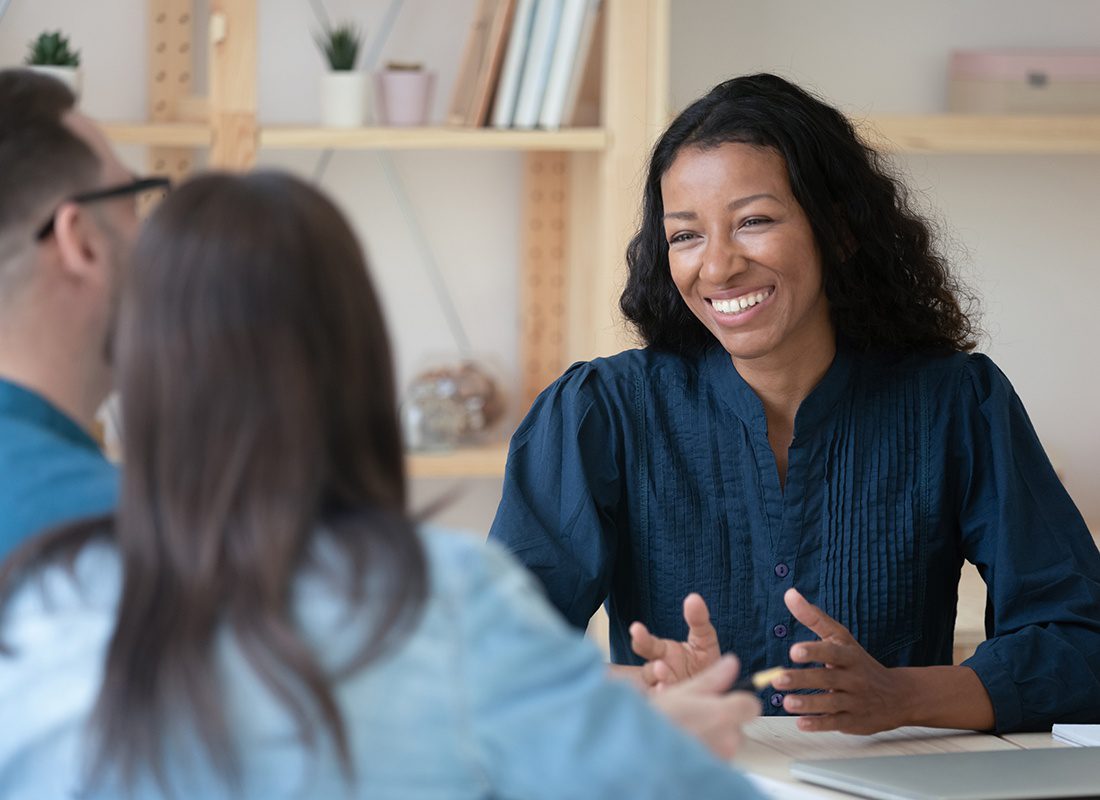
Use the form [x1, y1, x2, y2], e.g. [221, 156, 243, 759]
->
[0, 378, 117, 554]
[0, 526, 762, 799]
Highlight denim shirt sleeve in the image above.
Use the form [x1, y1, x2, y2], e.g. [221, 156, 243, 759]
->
[452, 538, 763, 800]
[956, 354, 1100, 732]
[488, 362, 623, 630]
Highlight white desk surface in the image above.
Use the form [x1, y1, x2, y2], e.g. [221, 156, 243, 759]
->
[732, 718, 1068, 799]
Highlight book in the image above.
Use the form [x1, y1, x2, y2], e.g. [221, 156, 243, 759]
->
[510, 0, 564, 129]
[1052, 724, 1100, 746]
[489, 0, 540, 128]
[563, 0, 602, 127]
[446, 0, 517, 127]
[537, 0, 598, 130]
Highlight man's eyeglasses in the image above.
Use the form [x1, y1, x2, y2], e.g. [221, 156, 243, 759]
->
[35, 176, 172, 242]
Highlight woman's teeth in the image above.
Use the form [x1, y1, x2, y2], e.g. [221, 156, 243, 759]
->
[712, 288, 772, 315]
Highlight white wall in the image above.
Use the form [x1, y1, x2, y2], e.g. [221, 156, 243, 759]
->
[670, 0, 1100, 526]
[3, 0, 1098, 529]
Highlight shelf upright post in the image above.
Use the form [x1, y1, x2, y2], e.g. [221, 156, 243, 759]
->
[208, 0, 257, 170]
[519, 151, 570, 410]
[587, 0, 669, 359]
[147, 0, 197, 187]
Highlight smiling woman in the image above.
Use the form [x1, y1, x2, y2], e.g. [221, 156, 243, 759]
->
[489, 73, 1100, 737]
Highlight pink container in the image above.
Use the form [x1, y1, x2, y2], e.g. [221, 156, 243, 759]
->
[948, 49, 1100, 113]
[376, 70, 436, 127]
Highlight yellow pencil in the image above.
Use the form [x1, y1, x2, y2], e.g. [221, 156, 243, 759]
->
[729, 666, 786, 693]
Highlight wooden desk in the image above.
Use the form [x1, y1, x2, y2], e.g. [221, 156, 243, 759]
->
[732, 718, 1068, 798]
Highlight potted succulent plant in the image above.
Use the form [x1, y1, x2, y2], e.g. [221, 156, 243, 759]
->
[25, 30, 82, 99]
[376, 61, 435, 127]
[316, 22, 368, 127]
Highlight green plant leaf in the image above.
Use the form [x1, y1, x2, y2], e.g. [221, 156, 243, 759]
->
[25, 30, 81, 67]
[315, 22, 362, 71]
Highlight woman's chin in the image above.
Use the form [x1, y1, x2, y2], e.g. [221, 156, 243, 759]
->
[712, 329, 778, 363]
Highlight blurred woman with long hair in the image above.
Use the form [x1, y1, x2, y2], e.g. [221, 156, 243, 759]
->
[0, 171, 763, 798]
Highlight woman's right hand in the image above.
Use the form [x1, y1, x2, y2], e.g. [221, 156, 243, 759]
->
[630, 592, 722, 689]
[649, 654, 762, 759]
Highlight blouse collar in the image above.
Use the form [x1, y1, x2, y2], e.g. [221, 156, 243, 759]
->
[702, 336, 854, 440]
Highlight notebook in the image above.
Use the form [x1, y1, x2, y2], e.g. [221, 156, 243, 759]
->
[1053, 724, 1100, 747]
[790, 747, 1100, 800]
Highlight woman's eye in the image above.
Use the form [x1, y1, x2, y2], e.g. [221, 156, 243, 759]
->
[742, 217, 771, 228]
[668, 231, 696, 244]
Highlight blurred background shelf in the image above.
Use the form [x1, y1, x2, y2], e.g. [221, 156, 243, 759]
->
[101, 122, 211, 147]
[259, 126, 608, 151]
[102, 118, 1100, 156]
[405, 443, 509, 479]
[860, 114, 1100, 154]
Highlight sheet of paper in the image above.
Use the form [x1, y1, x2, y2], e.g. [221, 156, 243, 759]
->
[746, 772, 837, 799]
[1052, 723, 1100, 747]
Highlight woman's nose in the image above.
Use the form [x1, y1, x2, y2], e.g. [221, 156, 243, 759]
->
[700, 236, 748, 284]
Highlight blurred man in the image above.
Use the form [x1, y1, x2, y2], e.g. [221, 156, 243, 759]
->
[0, 69, 156, 551]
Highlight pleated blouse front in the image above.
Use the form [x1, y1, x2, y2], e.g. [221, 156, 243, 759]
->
[489, 342, 1100, 732]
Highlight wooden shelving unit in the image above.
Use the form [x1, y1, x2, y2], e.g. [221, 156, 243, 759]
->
[105, 115, 1100, 156]
[260, 126, 608, 151]
[130, 0, 668, 478]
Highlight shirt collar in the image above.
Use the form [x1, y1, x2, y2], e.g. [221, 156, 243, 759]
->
[703, 336, 854, 440]
[0, 378, 103, 454]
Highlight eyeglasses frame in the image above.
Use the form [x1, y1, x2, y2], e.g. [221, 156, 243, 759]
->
[34, 176, 172, 242]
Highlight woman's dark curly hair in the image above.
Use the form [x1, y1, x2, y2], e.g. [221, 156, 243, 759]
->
[620, 73, 979, 354]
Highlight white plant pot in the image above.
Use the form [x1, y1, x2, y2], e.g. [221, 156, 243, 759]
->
[29, 65, 83, 100]
[320, 71, 370, 128]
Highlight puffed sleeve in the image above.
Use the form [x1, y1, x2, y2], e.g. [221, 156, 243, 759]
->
[488, 362, 624, 629]
[955, 354, 1100, 731]
[455, 538, 763, 800]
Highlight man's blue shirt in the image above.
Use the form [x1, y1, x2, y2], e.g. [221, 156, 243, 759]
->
[0, 378, 117, 554]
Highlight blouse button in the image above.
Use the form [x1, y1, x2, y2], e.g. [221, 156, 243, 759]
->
[773, 623, 788, 638]
[769, 692, 785, 708]
[774, 562, 790, 578]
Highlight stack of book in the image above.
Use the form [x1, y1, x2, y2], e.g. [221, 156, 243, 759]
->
[446, 0, 603, 130]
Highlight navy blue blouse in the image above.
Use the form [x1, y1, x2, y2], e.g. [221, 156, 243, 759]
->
[488, 342, 1100, 732]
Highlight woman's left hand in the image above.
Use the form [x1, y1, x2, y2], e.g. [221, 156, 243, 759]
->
[774, 588, 915, 735]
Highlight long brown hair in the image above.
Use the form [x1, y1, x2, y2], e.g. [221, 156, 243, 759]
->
[0, 171, 427, 790]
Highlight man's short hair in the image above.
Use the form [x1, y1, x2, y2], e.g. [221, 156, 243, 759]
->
[0, 69, 102, 271]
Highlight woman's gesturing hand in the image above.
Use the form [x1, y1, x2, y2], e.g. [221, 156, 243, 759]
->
[775, 588, 916, 735]
[630, 593, 722, 690]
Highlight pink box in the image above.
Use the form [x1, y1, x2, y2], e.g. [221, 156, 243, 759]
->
[948, 49, 1100, 113]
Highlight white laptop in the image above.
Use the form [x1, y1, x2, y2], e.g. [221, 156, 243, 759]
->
[790, 747, 1100, 800]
